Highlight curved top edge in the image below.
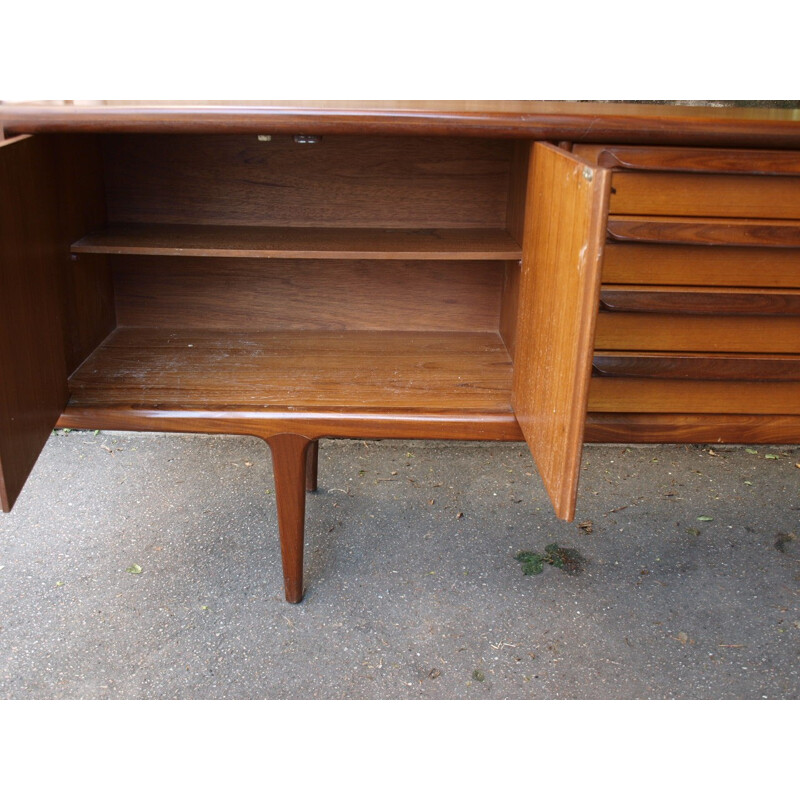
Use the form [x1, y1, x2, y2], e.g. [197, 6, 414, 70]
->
[2, 101, 800, 146]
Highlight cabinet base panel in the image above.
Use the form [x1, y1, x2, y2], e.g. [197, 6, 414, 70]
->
[57, 405, 525, 442]
[56, 408, 800, 446]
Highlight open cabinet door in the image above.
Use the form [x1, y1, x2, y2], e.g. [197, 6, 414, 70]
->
[0, 135, 70, 511]
[512, 142, 611, 521]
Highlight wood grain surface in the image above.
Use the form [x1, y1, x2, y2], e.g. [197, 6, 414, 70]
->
[4, 102, 800, 148]
[50, 136, 115, 373]
[600, 286, 800, 315]
[101, 135, 514, 229]
[589, 377, 800, 414]
[583, 413, 800, 443]
[73, 224, 522, 260]
[67, 328, 514, 412]
[602, 243, 800, 287]
[610, 172, 800, 219]
[595, 312, 800, 352]
[0, 136, 69, 511]
[607, 216, 800, 247]
[110, 258, 504, 332]
[266, 433, 312, 603]
[575, 144, 800, 175]
[511, 142, 611, 521]
[593, 352, 800, 380]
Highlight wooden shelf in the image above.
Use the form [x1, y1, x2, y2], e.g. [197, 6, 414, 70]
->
[67, 328, 514, 413]
[71, 224, 523, 260]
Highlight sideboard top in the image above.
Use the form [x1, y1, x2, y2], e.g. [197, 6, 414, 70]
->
[2, 101, 800, 147]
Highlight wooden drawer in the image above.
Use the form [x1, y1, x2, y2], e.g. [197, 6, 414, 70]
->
[588, 377, 800, 414]
[594, 312, 800, 353]
[574, 145, 800, 176]
[600, 286, 800, 315]
[576, 143, 800, 226]
[602, 243, 800, 287]
[607, 216, 800, 247]
[593, 353, 800, 381]
[606, 216, 800, 247]
[608, 172, 800, 219]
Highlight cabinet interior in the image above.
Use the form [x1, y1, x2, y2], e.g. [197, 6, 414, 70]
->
[63, 134, 531, 414]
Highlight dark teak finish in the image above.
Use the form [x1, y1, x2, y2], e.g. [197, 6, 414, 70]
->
[2, 102, 800, 602]
[267, 433, 313, 604]
[0, 136, 69, 511]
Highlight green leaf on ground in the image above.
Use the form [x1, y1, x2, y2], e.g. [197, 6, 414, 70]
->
[515, 551, 544, 575]
[515, 544, 585, 575]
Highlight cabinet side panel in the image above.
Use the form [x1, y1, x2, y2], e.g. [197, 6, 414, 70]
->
[0, 136, 70, 511]
[499, 260, 521, 359]
[512, 143, 611, 521]
[505, 140, 530, 244]
[499, 142, 531, 358]
[55, 136, 115, 373]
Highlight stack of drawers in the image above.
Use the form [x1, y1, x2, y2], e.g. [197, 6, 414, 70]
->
[575, 145, 800, 441]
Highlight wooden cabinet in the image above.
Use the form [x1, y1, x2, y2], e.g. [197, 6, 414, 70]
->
[1, 102, 799, 602]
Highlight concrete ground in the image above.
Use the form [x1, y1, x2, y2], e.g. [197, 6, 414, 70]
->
[0, 430, 798, 699]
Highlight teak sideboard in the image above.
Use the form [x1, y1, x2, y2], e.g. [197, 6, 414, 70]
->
[2, 101, 800, 602]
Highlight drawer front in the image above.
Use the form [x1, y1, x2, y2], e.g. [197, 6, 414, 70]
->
[593, 353, 800, 381]
[574, 144, 800, 176]
[594, 312, 800, 353]
[588, 377, 800, 414]
[609, 172, 800, 219]
[602, 243, 800, 287]
[600, 286, 800, 315]
[606, 216, 800, 247]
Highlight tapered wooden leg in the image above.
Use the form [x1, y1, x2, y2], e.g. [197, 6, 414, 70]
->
[305, 440, 319, 493]
[266, 433, 312, 603]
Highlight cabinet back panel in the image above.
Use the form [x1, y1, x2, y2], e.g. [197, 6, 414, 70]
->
[111, 257, 504, 332]
[102, 135, 514, 229]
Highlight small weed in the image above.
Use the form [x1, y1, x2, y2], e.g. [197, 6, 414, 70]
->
[515, 543, 585, 576]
